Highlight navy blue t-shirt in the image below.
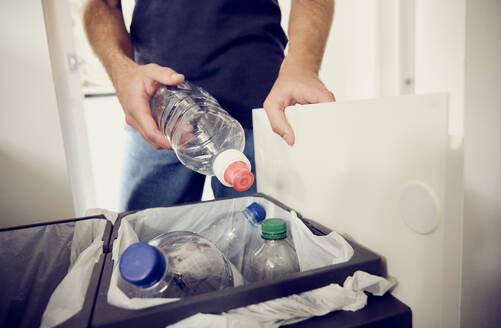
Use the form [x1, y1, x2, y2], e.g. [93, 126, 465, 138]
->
[130, 0, 288, 128]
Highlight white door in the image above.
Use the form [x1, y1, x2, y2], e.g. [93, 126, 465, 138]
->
[42, 0, 96, 216]
[253, 94, 463, 328]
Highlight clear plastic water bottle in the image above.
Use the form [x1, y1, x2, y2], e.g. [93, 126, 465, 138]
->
[118, 231, 235, 298]
[199, 202, 266, 270]
[150, 81, 254, 191]
[246, 218, 300, 282]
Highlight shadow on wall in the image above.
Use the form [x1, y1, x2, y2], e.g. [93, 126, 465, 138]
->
[0, 150, 74, 229]
[462, 187, 501, 326]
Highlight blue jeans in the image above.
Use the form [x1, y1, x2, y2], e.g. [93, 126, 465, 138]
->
[119, 125, 257, 211]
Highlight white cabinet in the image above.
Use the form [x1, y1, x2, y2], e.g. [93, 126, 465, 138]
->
[253, 94, 463, 328]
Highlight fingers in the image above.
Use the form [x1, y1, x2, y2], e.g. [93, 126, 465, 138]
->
[126, 101, 172, 150]
[301, 88, 336, 104]
[263, 97, 295, 146]
[143, 63, 185, 86]
[137, 111, 172, 149]
[262, 82, 334, 147]
[115, 62, 178, 150]
[318, 89, 336, 102]
[135, 63, 181, 149]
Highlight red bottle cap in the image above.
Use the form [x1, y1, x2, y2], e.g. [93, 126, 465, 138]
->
[224, 161, 254, 191]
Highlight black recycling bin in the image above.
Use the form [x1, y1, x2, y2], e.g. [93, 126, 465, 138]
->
[0, 215, 112, 328]
[0, 193, 411, 328]
[90, 194, 411, 328]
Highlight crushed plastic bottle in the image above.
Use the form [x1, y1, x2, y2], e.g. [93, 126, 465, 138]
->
[150, 81, 254, 191]
[246, 218, 300, 282]
[118, 231, 235, 298]
[199, 202, 266, 270]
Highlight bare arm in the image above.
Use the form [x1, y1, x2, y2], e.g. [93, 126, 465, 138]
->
[82, 0, 183, 149]
[264, 0, 335, 146]
[82, 0, 133, 78]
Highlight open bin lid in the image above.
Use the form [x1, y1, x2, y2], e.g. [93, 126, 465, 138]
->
[253, 94, 462, 327]
[0, 215, 112, 328]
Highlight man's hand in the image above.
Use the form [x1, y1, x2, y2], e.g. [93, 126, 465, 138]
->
[264, 0, 335, 146]
[264, 56, 335, 146]
[113, 61, 184, 149]
[83, 0, 183, 149]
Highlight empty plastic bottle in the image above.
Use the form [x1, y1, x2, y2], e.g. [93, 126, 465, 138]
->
[118, 231, 235, 298]
[246, 218, 300, 282]
[199, 202, 266, 270]
[150, 81, 254, 191]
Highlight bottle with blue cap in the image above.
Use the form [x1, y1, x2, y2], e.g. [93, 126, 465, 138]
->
[118, 231, 234, 298]
[246, 218, 300, 282]
[199, 202, 266, 270]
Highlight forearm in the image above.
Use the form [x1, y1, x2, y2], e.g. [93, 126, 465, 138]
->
[286, 0, 334, 73]
[82, 0, 135, 83]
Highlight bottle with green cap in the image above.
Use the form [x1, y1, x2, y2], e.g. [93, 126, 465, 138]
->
[246, 218, 300, 282]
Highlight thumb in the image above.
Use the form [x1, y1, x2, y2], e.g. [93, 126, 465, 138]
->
[264, 98, 295, 146]
[144, 63, 185, 86]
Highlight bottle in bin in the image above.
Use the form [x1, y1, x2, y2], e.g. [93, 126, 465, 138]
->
[246, 218, 300, 282]
[199, 202, 266, 270]
[150, 81, 254, 191]
[118, 231, 235, 298]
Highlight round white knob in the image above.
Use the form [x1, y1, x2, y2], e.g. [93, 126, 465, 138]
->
[399, 181, 440, 234]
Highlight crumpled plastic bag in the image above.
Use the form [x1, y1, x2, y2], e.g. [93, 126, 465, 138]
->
[167, 271, 396, 328]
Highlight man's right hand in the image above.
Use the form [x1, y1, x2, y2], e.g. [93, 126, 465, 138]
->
[82, 1, 184, 149]
[112, 61, 185, 149]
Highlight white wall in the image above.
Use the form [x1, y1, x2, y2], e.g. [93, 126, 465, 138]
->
[414, 0, 466, 136]
[83, 96, 125, 211]
[0, 1, 74, 227]
[461, 0, 501, 326]
[413, 2, 466, 327]
[411, 1, 501, 326]
[320, 0, 381, 100]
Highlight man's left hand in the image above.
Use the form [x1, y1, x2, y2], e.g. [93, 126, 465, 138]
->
[263, 56, 335, 146]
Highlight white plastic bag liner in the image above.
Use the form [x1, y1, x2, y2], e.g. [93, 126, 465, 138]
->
[288, 211, 354, 271]
[39, 218, 107, 328]
[107, 196, 354, 310]
[84, 208, 119, 225]
[0, 218, 106, 328]
[70, 213, 110, 266]
[167, 270, 396, 328]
